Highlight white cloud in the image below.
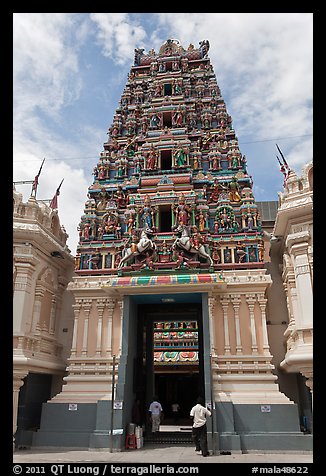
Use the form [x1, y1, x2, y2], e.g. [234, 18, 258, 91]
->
[13, 13, 82, 118]
[90, 13, 147, 64]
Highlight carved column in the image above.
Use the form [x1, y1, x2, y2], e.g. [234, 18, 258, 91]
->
[286, 231, 312, 328]
[49, 295, 57, 336]
[220, 296, 231, 355]
[71, 300, 82, 357]
[81, 299, 92, 356]
[105, 298, 115, 356]
[256, 293, 271, 356]
[230, 294, 242, 354]
[284, 274, 300, 334]
[13, 371, 28, 450]
[31, 287, 45, 332]
[246, 294, 258, 354]
[96, 298, 106, 356]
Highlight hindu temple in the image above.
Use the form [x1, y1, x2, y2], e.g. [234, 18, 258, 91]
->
[29, 39, 312, 452]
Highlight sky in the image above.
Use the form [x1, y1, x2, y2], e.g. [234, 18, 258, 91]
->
[13, 13, 313, 254]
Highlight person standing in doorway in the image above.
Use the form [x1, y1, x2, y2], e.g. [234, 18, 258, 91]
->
[171, 402, 180, 424]
[190, 396, 211, 457]
[149, 396, 163, 433]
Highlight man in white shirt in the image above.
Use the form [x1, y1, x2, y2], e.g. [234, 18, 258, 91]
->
[149, 396, 163, 433]
[190, 396, 211, 457]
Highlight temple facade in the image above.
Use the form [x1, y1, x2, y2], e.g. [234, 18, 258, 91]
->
[16, 39, 312, 453]
[13, 188, 75, 448]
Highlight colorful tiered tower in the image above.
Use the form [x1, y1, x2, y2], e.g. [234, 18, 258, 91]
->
[34, 40, 310, 453]
[76, 38, 263, 277]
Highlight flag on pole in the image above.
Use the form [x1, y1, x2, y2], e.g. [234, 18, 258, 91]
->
[49, 178, 64, 210]
[31, 158, 45, 196]
[276, 144, 290, 170]
[276, 145, 290, 186]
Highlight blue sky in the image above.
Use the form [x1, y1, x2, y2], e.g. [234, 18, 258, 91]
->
[13, 13, 313, 253]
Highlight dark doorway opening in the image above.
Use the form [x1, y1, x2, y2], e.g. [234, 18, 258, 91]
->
[15, 373, 53, 448]
[159, 205, 172, 232]
[162, 112, 172, 129]
[134, 302, 204, 435]
[155, 373, 199, 424]
[164, 83, 172, 96]
[160, 149, 172, 170]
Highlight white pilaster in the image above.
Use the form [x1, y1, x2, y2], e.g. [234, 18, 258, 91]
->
[230, 294, 242, 354]
[71, 300, 82, 357]
[105, 298, 115, 356]
[96, 299, 106, 356]
[246, 294, 258, 354]
[220, 296, 231, 354]
[256, 293, 271, 356]
[81, 299, 92, 356]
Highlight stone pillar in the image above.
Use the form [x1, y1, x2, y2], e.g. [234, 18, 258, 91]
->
[13, 371, 28, 450]
[256, 293, 271, 356]
[105, 298, 115, 356]
[230, 294, 242, 354]
[286, 231, 313, 328]
[81, 299, 92, 356]
[31, 287, 45, 332]
[49, 295, 57, 336]
[71, 300, 82, 357]
[220, 296, 231, 354]
[246, 294, 258, 354]
[13, 254, 38, 333]
[96, 298, 106, 356]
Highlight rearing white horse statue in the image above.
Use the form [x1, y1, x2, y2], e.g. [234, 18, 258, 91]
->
[172, 224, 213, 266]
[118, 228, 157, 269]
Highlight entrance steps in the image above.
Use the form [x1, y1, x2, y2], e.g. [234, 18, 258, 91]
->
[144, 425, 193, 446]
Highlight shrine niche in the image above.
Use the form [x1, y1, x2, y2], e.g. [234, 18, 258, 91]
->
[75, 39, 264, 275]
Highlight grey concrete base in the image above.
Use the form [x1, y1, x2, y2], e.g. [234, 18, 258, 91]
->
[218, 433, 242, 452]
[15, 430, 34, 448]
[32, 400, 312, 453]
[212, 402, 313, 452]
[32, 400, 123, 450]
[239, 433, 313, 452]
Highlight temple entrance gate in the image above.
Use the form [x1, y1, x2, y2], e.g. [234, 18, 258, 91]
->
[115, 293, 214, 446]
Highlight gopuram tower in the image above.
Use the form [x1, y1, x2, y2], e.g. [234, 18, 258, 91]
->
[34, 39, 311, 452]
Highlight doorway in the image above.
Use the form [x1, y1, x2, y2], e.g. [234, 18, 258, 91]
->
[15, 373, 53, 448]
[134, 301, 205, 432]
[160, 149, 172, 170]
[155, 373, 199, 424]
[159, 205, 172, 232]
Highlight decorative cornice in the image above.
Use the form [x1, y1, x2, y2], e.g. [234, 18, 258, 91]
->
[102, 272, 224, 290]
[286, 230, 310, 250]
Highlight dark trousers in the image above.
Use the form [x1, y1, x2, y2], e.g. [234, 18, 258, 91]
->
[192, 423, 209, 456]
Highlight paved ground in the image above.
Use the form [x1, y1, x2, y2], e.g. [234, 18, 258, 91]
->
[13, 446, 313, 464]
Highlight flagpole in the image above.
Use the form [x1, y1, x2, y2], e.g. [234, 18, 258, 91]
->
[31, 158, 45, 198]
[49, 178, 64, 210]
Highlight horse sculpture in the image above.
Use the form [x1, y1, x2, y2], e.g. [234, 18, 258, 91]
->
[118, 228, 157, 269]
[172, 224, 213, 266]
